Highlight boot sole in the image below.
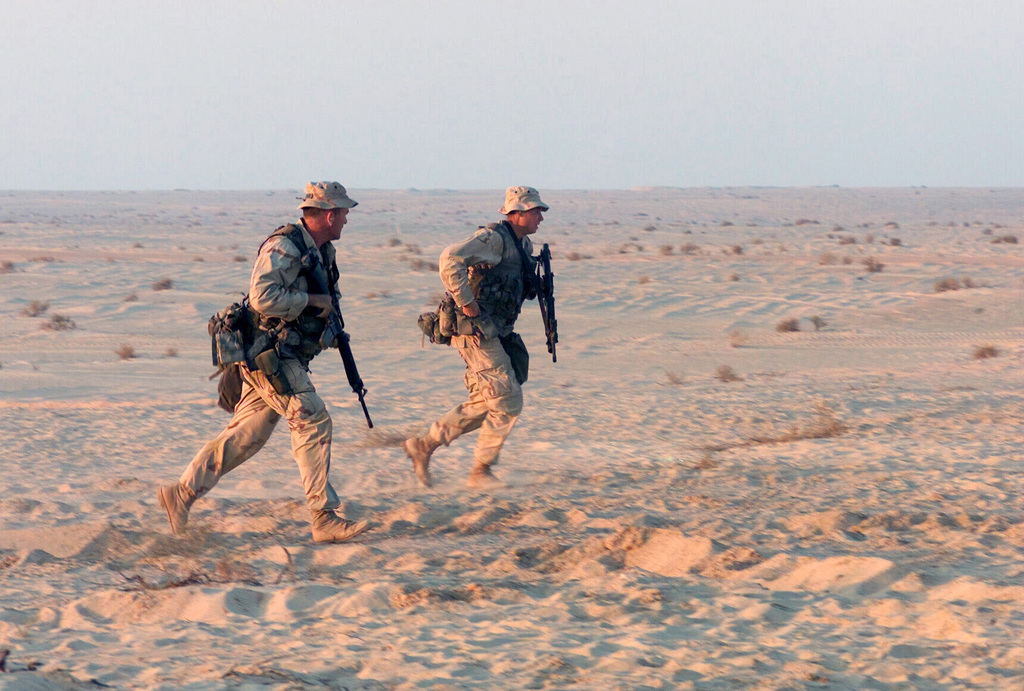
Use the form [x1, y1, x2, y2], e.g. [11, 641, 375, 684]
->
[313, 521, 372, 544]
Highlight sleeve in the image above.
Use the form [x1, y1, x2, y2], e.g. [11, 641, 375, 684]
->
[248, 236, 310, 320]
[438, 227, 505, 308]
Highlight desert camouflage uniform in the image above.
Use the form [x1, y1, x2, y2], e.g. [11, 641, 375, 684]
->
[177, 221, 340, 513]
[422, 222, 534, 468]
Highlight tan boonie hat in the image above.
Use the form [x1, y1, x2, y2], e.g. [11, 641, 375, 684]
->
[500, 186, 549, 214]
[298, 181, 358, 210]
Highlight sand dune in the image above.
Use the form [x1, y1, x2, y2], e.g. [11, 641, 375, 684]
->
[1, 187, 1022, 689]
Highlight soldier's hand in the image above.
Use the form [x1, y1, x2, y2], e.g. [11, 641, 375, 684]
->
[307, 294, 334, 318]
[461, 301, 481, 317]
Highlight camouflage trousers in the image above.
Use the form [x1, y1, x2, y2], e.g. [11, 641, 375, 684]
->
[425, 335, 524, 467]
[178, 359, 340, 513]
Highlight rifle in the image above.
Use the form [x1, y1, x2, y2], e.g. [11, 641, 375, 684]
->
[325, 292, 373, 427]
[301, 244, 373, 429]
[535, 244, 558, 362]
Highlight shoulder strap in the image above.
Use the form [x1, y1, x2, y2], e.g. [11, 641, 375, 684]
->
[497, 221, 539, 289]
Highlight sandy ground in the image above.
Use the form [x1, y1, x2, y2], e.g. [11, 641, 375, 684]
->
[0, 187, 1022, 690]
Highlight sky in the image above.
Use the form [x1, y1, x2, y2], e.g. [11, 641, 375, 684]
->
[1, 1, 1021, 190]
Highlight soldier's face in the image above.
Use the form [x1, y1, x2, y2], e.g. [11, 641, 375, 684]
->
[509, 208, 544, 236]
[327, 208, 349, 240]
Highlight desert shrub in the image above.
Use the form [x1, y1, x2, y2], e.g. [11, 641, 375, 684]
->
[991, 234, 1018, 244]
[665, 371, 684, 385]
[973, 345, 999, 360]
[794, 219, 818, 226]
[776, 318, 800, 333]
[152, 278, 173, 291]
[731, 245, 743, 255]
[862, 257, 884, 273]
[0, 260, 14, 274]
[887, 238, 902, 246]
[728, 273, 740, 282]
[865, 233, 875, 244]
[22, 300, 50, 317]
[716, 365, 742, 382]
[115, 344, 135, 360]
[409, 258, 439, 272]
[809, 316, 827, 331]
[841, 256, 853, 265]
[659, 244, 673, 256]
[403, 243, 423, 255]
[746, 401, 847, 445]
[28, 256, 57, 263]
[566, 251, 583, 261]
[124, 293, 139, 302]
[164, 347, 178, 357]
[720, 220, 734, 227]
[42, 314, 76, 331]
[884, 222, 899, 229]
[728, 330, 749, 348]
[643, 224, 657, 232]
[638, 275, 651, 285]
[838, 236, 857, 245]
[193, 256, 205, 262]
[388, 237, 403, 247]
[819, 252, 837, 265]
[960, 276, 976, 289]
[679, 242, 700, 255]
[233, 255, 247, 262]
[934, 277, 961, 293]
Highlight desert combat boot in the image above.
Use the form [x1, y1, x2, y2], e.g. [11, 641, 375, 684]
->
[402, 436, 438, 488]
[157, 483, 196, 536]
[311, 511, 372, 543]
[466, 464, 505, 490]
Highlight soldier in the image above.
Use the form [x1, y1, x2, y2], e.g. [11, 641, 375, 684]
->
[403, 186, 549, 489]
[157, 182, 371, 543]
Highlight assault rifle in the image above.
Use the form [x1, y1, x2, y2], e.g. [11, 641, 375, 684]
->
[301, 245, 373, 429]
[325, 290, 373, 428]
[535, 244, 558, 362]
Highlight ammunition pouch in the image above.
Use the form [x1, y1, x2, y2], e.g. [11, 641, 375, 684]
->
[253, 347, 294, 396]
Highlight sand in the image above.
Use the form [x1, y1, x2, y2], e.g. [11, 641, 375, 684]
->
[0, 187, 1021, 689]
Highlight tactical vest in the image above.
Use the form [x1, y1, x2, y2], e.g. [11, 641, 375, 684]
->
[475, 222, 535, 337]
[255, 224, 340, 365]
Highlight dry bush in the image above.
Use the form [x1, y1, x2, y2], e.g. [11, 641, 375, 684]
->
[934, 277, 961, 293]
[0, 261, 14, 274]
[728, 330, 750, 348]
[841, 256, 853, 265]
[961, 276, 977, 289]
[22, 300, 50, 317]
[809, 316, 827, 331]
[991, 234, 1018, 244]
[746, 401, 847, 445]
[731, 245, 743, 255]
[152, 278, 174, 291]
[643, 224, 657, 232]
[115, 344, 135, 360]
[679, 242, 700, 255]
[794, 218, 818, 226]
[865, 233, 875, 244]
[124, 292, 139, 302]
[887, 238, 902, 246]
[720, 220, 734, 227]
[715, 365, 742, 382]
[659, 244, 673, 256]
[884, 221, 899, 229]
[28, 256, 57, 263]
[164, 347, 178, 357]
[819, 251, 837, 265]
[409, 258, 439, 272]
[566, 251, 584, 261]
[42, 314, 76, 331]
[388, 237, 403, 247]
[728, 273, 740, 282]
[665, 371, 684, 386]
[862, 257, 884, 273]
[193, 256, 205, 262]
[776, 318, 800, 333]
[973, 345, 999, 360]
[233, 255, 247, 263]
[638, 275, 651, 285]
[403, 243, 423, 255]
[838, 236, 857, 245]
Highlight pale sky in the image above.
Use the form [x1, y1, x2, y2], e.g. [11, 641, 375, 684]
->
[1, 1, 1021, 190]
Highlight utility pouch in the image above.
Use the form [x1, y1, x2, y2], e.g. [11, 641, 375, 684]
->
[417, 294, 458, 346]
[209, 301, 251, 366]
[457, 312, 500, 340]
[499, 332, 530, 385]
[254, 348, 293, 396]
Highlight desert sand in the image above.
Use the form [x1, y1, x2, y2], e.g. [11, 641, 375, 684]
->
[1, 187, 1021, 690]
